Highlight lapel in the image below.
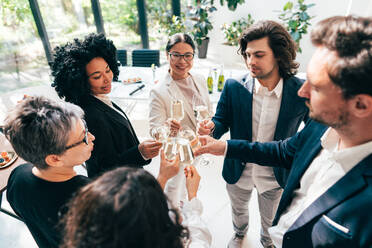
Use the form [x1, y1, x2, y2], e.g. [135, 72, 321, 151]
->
[274, 126, 327, 223]
[274, 77, 301, 140]
[87, 95, 138, 142]
[166, 73, 197, 128]
[238, 76, 253, 141]
[288, 154, 372, 232]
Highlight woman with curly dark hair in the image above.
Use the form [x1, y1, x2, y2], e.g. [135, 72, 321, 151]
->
[51, 33, 162, 178]
[60, 165, 212, 248]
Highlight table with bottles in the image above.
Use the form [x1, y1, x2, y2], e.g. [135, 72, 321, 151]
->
[110, 66, 247, 104]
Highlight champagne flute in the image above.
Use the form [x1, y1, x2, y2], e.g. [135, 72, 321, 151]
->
[170, 99, 184, 122]
[192, 96, 211, 166]
[151, 125, 170, 144]
[179, 127, 199, 152]
[163, 138, 179, 161]
[177, 137, 194, 166]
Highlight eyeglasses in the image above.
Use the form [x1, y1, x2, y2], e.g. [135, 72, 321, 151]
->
[65, 121, 89, 150]
[169, 52, 194, 62]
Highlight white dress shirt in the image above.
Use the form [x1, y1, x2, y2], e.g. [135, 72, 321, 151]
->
[235, 78, 283, 193]
[269, 128, 372, 248]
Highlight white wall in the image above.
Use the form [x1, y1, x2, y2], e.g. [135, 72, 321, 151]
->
[207, 0, 372, 72]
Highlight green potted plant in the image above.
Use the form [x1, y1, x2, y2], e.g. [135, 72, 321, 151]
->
[221, 14, 254, 46]
[278, 0, 315, 52]
[190, 0, 217, 58]
[217, 0, 245, 11]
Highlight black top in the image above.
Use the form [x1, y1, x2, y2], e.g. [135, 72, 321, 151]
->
[80, 95, 150, 178]
[6, 163, 91, 248]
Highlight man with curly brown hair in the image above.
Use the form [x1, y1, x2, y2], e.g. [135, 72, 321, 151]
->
[198, 20, 308, 248]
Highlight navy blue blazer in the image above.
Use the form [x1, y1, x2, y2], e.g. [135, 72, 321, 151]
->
[226, 121, 372, 247]
[212, 76, 308, 187]
[80, 95, 150, 178]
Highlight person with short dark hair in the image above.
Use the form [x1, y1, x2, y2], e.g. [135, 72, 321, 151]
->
[51, 33, 162, 178]
[60, 164, 212, 248]
[149, 33, 212, 207]
[5, 96, 94, 248]
[198, 20, 308, 248]
[195, 15, 372, 248]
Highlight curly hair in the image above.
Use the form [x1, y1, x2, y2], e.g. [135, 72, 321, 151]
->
[60, 167, 189, 248]
[238, 20, 299, 79]
[311, 15, 372, 99]
[50, 33, 119, 105]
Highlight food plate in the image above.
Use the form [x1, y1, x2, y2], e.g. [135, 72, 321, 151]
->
[0, 151, 18, 169]
[122, 77, 142, 85]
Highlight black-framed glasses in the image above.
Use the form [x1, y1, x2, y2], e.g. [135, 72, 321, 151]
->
[65, 121, 89, 150]
[169, 52, 194, 62]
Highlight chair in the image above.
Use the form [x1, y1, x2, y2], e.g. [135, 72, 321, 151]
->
[116, 49, 127, 66]
[132, 49, 160, 67]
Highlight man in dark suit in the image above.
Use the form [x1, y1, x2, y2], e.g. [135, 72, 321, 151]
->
[195, 15, 372, 248]
[198, 20, 308, 248]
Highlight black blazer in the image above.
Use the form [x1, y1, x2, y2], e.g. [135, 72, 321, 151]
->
[226, 121, 372, 248]
[80, 95, 150, 178]
[212, 75, 308, 187]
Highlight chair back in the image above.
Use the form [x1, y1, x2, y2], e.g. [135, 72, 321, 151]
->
[132, 49, 160, 67]
[116, 49, 127, 66]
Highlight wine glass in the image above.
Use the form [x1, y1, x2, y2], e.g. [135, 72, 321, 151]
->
[151, 125, 170, 144]
[163, 138, 179, 161]
[192, 96, 211, 166]
[177, 137, 194, 167]
[179, 127, 199, 153]
[170, 99, 184, 122]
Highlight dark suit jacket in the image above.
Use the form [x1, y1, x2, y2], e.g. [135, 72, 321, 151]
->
[212, 75, 308, 187]
[226, 121, 372, 247]
[80, 95, 150, 178]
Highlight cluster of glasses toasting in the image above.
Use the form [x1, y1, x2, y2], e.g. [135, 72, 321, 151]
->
[150, 97, 211, 167]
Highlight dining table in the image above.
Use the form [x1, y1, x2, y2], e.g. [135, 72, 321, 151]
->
[0, 132, 25, 221]
[109, 66, 248, 104]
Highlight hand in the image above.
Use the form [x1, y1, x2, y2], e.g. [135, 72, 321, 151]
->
[167, 119, 181, 137]
[193, 136, 226, 156]
[197, 119, 215, 135]
[184, 165, 200, 201]
[157, 150, 180, 189]
[138, 139, 163, 159]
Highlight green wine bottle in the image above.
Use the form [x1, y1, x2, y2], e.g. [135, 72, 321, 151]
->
[218, 65, 225, 92]
[207, 68, 213, 94]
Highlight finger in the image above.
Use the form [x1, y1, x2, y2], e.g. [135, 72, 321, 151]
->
[198, 136, 208, 146]
[194, 146, 207, 156]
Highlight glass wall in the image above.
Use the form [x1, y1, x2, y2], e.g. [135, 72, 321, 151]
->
[100, 0, 142, 64]
[38, 0, 96, 48]
[0, 0, 49, 94]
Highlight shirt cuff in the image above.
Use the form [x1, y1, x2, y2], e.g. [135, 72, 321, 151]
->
[138, 146, 150, 160]
[223, 141, 228, 157]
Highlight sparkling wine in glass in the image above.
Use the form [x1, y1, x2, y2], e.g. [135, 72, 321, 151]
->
[180, 128, 200, 152]
[171, 99, 184, 122]
[177, 138, 194, 166]
[151, 126, 170, 143]
[163, 138, 179, 161]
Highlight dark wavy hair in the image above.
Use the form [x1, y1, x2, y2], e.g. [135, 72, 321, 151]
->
[60, 167, 188, 248]
[238, 20, 299, 79]
[311, 15, 372, 99]
[50, 33, 119, 105]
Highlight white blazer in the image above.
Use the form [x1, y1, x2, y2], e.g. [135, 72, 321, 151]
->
[149, 72, 212, 134]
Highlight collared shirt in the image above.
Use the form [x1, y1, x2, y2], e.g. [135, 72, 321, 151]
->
[235, 77, 283, 193]
[268, 128, 372, 248]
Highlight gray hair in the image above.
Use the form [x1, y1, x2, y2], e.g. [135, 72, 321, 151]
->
[3, 96, 84, 170]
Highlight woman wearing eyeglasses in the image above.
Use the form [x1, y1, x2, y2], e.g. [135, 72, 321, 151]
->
[149, 33, 212, 207]
[51, 33, 162, 178]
